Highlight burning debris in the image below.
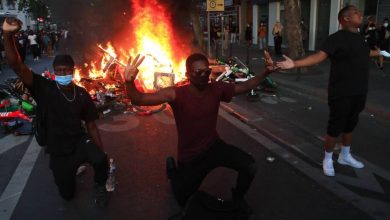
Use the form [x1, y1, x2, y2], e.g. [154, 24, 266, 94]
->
[61, 0, 193, 115]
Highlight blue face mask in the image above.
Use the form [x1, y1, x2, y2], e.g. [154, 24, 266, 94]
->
[55, 74, 73, 85]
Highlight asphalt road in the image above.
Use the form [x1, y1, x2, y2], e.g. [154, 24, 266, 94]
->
[1, 53, 389, 220]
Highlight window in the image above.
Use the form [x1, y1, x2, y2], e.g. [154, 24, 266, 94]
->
[7, 0, 16, 10]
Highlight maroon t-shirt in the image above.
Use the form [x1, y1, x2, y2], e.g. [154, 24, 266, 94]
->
[169, 81, 235, 164]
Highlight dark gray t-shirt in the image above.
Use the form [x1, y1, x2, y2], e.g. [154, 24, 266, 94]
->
[321, 29, 370, 99]
[29, 74, 98, 155]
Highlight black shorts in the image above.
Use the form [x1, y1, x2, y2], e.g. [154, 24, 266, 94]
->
[327, 95, 366, 137]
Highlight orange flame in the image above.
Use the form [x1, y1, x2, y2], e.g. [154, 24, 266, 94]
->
[129, 0, 189, 91]
[74, 0, 190, 93]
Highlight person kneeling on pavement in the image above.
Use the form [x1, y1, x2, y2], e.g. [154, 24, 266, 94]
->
[124, 52, 277, 215]
[2, 18, 109, 206]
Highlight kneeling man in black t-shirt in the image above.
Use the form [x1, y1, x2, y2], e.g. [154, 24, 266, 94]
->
[276, 5, 387, 176]
[2, 18, 109, 206]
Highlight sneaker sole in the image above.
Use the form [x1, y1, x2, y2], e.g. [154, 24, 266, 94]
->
[337, 159, 364, 169]
[323, 169, 335, 177]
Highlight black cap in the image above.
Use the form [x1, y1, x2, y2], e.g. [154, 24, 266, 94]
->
[53, 54, 75, 68]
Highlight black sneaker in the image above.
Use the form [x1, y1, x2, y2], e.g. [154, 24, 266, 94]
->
[166, 156, 176, 179]
[94, 184, 108, 207]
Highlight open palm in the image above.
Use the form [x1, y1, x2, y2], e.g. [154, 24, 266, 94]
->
[276, 55, 295, 69]
[123, 54, 145, 82]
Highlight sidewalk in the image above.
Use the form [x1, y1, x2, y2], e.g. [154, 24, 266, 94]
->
[225, 43, 390, 120]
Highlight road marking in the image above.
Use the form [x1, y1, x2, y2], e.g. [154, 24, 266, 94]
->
[0, 135, 29, 155]
[0, 138, 41, 220]
[219, 109, 390, 220]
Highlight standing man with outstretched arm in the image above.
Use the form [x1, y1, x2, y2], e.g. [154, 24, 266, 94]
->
[2, 18, 109, 206]
[123, 52, 277, 216]
[276, 5, 390, 176]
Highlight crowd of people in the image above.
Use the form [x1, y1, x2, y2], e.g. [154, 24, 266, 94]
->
[208, 14, 389, 67]
[363, 17, 390, 70]
[0, 27, 69, 73]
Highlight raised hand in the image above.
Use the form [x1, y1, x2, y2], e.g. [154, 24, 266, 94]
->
[123, 54, 145, 82]
[263, 50, 278, 72]
[2, 17, 22, 34]
[276, 55, 295, 69]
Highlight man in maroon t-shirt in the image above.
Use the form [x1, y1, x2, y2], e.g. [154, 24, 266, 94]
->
[124, 53, 275, 209]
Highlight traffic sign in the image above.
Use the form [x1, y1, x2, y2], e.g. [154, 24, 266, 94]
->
[207, 0, 224, 12]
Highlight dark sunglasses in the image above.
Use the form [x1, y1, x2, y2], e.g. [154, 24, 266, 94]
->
[193, 68, 212, 75]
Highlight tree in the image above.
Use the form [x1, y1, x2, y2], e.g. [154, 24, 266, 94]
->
[283, 0, 305, 60]
[17, 0, 49, 21]
[189, 1, 205, 53]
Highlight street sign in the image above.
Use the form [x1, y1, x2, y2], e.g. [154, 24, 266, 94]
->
[207, 0, 224, 12]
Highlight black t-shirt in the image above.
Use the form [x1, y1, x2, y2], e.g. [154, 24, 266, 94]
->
[320, 29, 370, 99]
[29, 73, 98, 155]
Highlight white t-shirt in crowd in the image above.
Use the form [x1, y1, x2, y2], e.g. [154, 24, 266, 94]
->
[28, 34, 37, 45]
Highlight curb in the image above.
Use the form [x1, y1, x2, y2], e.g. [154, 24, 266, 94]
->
[271, 77, 390, 120]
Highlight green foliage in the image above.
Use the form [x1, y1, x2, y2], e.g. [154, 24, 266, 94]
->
[17, 0, 49, 20]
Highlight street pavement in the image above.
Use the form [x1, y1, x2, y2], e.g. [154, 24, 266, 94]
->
[0, 44, 390, 220]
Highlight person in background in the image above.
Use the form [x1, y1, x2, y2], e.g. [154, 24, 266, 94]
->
[245, 23, 252, 46]
[258, 22, 267, 50]
[377, 18, 390, 70]
[27, 30, 40, 61]
[300, 19, 309, 49]
[230, 22, 237, 44]
[223, 25, 230, 56]
[272, 21, 283, 56]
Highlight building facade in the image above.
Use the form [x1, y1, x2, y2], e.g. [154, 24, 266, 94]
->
[246, 0, 389, 51]
[0, 0, 34, 30]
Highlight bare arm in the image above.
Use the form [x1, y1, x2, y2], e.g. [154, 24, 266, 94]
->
[234, 50, 276, 95]
[276, 51, 328, 69]
[125, 81, 175, 106]
[234, 68, 271, 95]
[123, 54, 175, 106]
[86, 121, 103, 151]
[2, 18, 32, 86]
[369, 48, 380, 57]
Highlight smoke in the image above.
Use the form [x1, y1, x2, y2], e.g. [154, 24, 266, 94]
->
[41, 0, 196, 64]
[41, 0, 131, 63]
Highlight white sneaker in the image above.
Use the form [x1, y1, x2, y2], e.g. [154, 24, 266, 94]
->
[337, 153, 364, 168]
[323, 159, 335, 176]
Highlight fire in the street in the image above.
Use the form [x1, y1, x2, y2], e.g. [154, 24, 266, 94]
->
[73, 0, 190, 93]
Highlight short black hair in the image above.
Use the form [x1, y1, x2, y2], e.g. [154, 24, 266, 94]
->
[53, 54, 75, 68]
[185, 53, 208, 72]
[338, 5, 356, 23]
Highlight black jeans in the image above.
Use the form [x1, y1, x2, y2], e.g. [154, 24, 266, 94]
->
[49, 137, 108, 200]
[171, 138, 257, 206]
